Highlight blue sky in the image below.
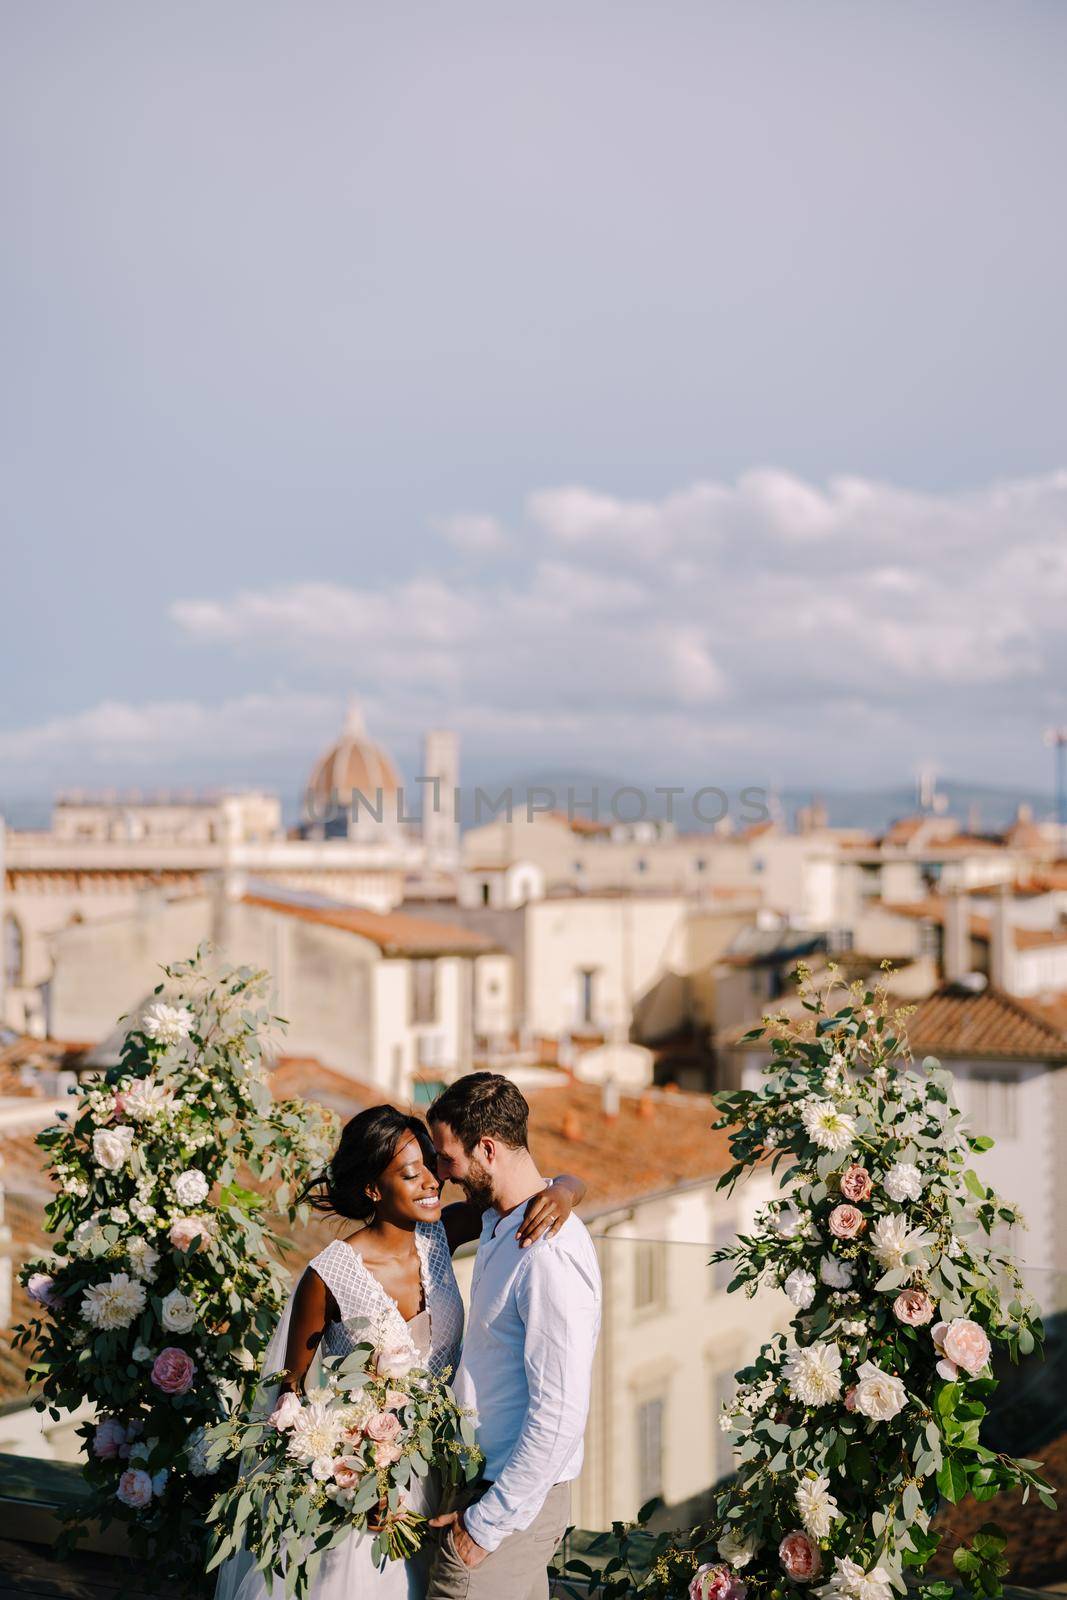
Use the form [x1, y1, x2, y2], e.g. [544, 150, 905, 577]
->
[4, 1, 1067, 804]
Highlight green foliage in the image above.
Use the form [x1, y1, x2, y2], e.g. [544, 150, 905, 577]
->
[14, 946, 338, 1590]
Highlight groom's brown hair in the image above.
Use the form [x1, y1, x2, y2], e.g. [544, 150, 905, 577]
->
[427, 1071, 530, 1153]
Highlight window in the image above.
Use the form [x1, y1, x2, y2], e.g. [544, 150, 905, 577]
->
[410, 960, 438, 1026]
[635, 1396, 665, 1505]
[919, 919, 940, 958]
[967, 1070, 1019, 1140]
[635, 858, 648, 874]
[481, 882, 491, 907]
[578, 967, 597, 1027]
[711, 1216, 737, 1293]
[694, 858, 707, 874]
[413, 1078, 446, 1106]
[3, 915, 23, 988]
[634, 1241, 666, 1311]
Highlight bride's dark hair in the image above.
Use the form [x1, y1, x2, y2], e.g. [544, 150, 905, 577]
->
[303, 1105, 435, 1222]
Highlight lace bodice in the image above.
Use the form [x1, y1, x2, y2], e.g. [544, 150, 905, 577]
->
[308, 1222, 464, 1382]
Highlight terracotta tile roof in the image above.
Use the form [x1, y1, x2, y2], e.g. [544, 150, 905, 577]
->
[879, 897, 1067, 951]
[547, 811, 612, 838]
[930, 1427, 1066, 1588]
[906, 985, 1067, 1063]
[5, 869, 205, 892]
[0, 1038, 91, 1097]
[242, 894, 497, 956]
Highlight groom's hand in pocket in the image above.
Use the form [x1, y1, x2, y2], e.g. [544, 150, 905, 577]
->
[428, 1510, 489, 1569]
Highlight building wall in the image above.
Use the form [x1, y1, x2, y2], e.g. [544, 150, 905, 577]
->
[524, 897, 689, 1039]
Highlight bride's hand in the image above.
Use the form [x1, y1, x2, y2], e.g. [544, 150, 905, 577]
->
[516, 1174, 584, 1247]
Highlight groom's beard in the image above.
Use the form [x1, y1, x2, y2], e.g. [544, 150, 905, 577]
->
[459, 1156, 495, 1210]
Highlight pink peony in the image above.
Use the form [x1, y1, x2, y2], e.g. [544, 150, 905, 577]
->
[116, 1468, 154, 1509]
[93, 1417, 127, 1460]
[373, 1439, 403, 1469]
[828, 1204, 866, 1240]
[894, 1289, 935, 1327]
[113, 1092, 128, 1116]
[839, 1165, 873, 1203]
[365, 1410, 402, 1444]
[779, 1532, 823, 1582]
[933, 1318, 991, 1379]
[375, 1341, 416, 1380]
[169, 1216, 212, 1253]
[333, 1456, 361, 1489]
[151, 1347, 196, 1396]
[27, 1273, 60, 1309]
[689, 1563, 747, 1600]
[843, 1386, 858, 1412]
[269, 1391, 303, 1431]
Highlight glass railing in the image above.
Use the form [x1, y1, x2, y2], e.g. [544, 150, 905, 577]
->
[3, 1245, 1067, 1592]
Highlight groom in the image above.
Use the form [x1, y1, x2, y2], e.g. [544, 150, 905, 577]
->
[425, 1072, 602, 1600]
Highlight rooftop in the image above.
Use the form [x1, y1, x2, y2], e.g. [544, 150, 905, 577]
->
[242, 893, 498, 956]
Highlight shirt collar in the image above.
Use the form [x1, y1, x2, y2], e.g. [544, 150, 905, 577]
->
[482, 1203, 526, 1242]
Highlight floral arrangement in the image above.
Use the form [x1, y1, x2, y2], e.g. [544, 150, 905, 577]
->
[14, 947, 337, 1582]
[561, 968, 1054, 1600]
[205, 1315, 483, 1596]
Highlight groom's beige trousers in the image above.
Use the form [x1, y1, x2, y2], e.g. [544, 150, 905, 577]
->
[425, 1481, 571, 1600]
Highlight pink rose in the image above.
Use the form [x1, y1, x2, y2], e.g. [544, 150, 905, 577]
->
[113, 1092, 128, 1116]
[365, 1410, 402, 1443]
[893, 1289, 935, 1327]
[933, 1318, 991, 1379]
[269, 1391, 303, 1431]
[373, 1439, 403, 1468]
[828, 1204, 866, 1240]
[839, 1165, 873, 1203]
[843, 1386, 858, 1412]
[690, 1564, 747, 1600]
[151, 1347, 196, 1396]
[116, 1468, 154, 1510]
[333, 1456, 361, 1489]
[375, 1341, 416, 1380]
[383, 1388, 409, 1411]
[27, 1273, 60, 1309]
[93, 1417, 127, 1460]
[779, 1532, 822, 1582]
[169, 1216, 212, 1253]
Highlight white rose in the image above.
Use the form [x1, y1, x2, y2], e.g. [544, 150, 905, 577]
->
[775, 1204, 804, 1240]
[819, 1255, 854, 1290]
[852, 1360, 907, 1422]
[718, 1529, 758, 1569]
[784, 1269, 816, 1309]
[93, 1126, 135, 1173]
[173, 1169, 209, 1207]
[160, 1289, 197, 1334]
[311, 1456, 335, 1481]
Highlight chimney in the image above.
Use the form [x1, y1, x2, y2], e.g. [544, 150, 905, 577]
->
[942, 891, 969, 983]
[990, 885, 1016, 992]
[601, 1078, 620, 1121]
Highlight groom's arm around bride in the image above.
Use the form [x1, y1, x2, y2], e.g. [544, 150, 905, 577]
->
[425, 1073, 603, 1600]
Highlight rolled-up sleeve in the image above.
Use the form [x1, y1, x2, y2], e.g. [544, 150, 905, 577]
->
[462, 1244, 599, 1553]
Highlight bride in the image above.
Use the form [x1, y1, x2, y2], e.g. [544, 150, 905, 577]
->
[215, 1104, 584, 1600]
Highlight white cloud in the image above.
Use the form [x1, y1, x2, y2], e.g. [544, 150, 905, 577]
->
[9, 467, 1067, 792]
[433, 512, 510, 554]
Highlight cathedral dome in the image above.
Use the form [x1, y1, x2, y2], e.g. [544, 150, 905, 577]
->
[304, 703, 401, 822]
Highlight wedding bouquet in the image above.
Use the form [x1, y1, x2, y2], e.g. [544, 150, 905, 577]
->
[205, 1318, 483, 1595]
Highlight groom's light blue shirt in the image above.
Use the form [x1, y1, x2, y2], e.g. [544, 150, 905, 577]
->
[453, 1200, 602, 1553]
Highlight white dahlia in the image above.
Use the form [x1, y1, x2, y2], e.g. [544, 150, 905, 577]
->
[784, 1342, 842, 1407]
[869, 1213, 933, 1278]
[82, 1271, 147, 1330]
[801, 1101, 855, 1153]
[122, 1078, 176, 1122]
[795, 1474, 842, 1539]
[287, 1403, 345, 1465]
[126, 1237, 160, 1281]
[818, 1557, 893, 1600]
[142, 1003, 194, 1045]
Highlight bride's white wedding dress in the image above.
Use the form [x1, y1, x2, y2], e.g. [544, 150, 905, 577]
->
[215, 1221, 465, 1600]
